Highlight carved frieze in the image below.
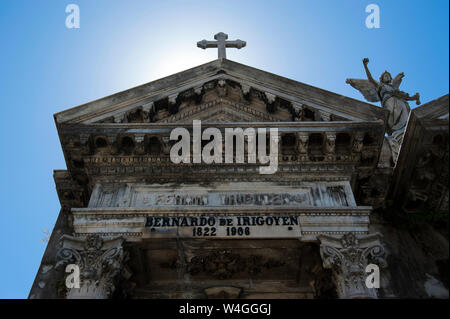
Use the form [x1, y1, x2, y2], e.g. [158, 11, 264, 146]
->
[87, 182, 355, 209]
[404, 147, 449, 212]
[178, 250, 285, 279]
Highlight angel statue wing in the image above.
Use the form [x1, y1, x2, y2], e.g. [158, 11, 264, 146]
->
[392, 72, 404, 89]
[345, 78, 380, 102]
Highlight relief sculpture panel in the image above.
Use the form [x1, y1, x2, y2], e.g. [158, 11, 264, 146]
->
[88, 182, 356, 209]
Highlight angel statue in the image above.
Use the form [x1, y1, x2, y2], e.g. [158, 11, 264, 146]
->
[346, 58, 421, 162]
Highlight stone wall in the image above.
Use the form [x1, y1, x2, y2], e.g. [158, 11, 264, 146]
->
[370, 211, 449, 298]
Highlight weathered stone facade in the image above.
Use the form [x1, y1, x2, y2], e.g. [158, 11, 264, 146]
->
[29, 58, 448, 299]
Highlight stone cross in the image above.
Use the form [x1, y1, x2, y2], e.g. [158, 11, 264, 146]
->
[197, 32, 246, 59]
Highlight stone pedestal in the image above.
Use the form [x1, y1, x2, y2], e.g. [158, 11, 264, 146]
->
[318, 232, 387, 299]
[55, 234, 128, 299]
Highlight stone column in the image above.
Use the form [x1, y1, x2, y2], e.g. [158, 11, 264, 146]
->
[55, 234, 128, 299]
[318, 232, 387, 299]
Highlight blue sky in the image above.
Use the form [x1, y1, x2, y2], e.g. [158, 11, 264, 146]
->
[0, 0, 448, 298]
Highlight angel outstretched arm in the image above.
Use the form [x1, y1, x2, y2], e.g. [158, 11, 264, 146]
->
[362, 58, 378, 87]
[345, 58, 380, 103]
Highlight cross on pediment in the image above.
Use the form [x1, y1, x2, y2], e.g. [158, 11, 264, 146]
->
[197, 32, 246, 59]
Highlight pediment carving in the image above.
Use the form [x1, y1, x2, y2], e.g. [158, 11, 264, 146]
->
[90, 79, 354, 124]
[55, 60, 386, 125]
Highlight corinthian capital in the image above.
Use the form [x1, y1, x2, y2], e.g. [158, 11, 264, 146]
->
[55, 234, 128, 299]
[318, 232, 387, 299]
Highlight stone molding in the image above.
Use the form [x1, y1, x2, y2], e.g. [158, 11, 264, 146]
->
[70, 206, 372, 242]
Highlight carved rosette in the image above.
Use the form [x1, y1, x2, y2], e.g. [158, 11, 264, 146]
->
[318, 232, 387, 299]
[55, 234, 128, 299]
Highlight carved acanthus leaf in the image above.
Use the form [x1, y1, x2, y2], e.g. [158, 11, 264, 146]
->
[55, 234, 127, 299]
[318, 232, 387, 299]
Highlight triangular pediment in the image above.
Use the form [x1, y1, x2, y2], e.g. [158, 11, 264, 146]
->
[154, 98, 289, 123]
[54, 59, 388, 125]
[413, 94, 449, 121]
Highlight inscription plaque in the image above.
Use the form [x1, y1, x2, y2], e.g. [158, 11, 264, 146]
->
[144, 215, 302, 239]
